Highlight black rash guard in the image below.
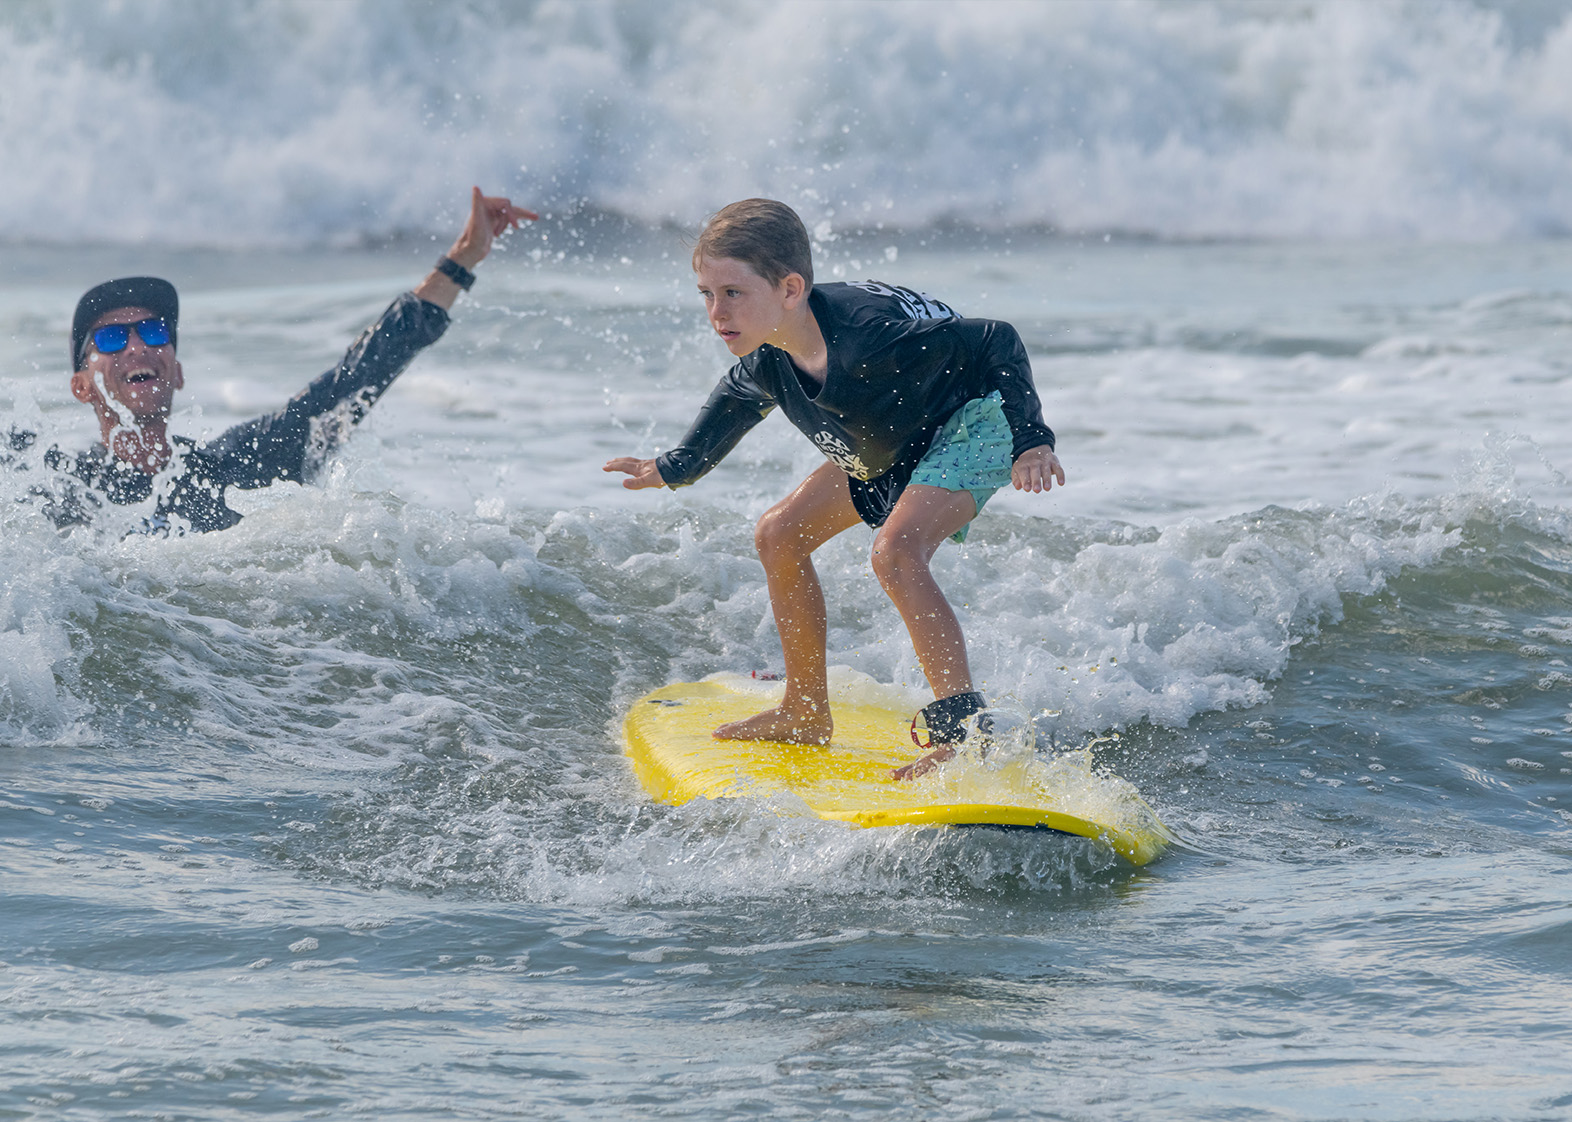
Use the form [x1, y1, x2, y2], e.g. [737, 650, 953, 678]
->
[655, 281, 1055, 527]
[20, 292, 449, 534]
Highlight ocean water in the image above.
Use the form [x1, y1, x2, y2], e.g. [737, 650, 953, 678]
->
[5, 2, 1572, 1120]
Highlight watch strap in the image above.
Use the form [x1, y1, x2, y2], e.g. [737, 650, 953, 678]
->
[435, 255, 476, 290]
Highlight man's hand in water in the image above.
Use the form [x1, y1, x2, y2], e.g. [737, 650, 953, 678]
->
[415, 187, 538, 310]
[603, 457, 666, 489]
[1011, 445, 1064, 493]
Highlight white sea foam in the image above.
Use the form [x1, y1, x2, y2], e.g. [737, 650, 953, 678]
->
[945, 498, 1465, 733]
[2, 0, 1570, 246]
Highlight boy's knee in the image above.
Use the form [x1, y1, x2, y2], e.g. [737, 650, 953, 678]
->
[870, 534, 925, 588]
[754, 509, 801, 562]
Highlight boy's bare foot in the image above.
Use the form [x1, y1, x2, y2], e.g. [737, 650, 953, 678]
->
[713, 705, 833, 745]
[891, 744, 956, 782]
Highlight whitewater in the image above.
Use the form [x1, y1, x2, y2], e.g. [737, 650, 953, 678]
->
[3, 2, 1572, 1119]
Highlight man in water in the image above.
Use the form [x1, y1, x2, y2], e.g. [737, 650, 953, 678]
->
[16, 187, 535, 533]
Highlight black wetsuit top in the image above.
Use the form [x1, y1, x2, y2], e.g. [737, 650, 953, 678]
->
[11, 292, 448, 534]
[655, 281, 1055, 527]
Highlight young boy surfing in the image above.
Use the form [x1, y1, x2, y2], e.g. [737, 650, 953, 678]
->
[605, 199, 1062, 779]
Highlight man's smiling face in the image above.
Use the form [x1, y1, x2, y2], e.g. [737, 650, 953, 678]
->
[70, 304, 184, 425]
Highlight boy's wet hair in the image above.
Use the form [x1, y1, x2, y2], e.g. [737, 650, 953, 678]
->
[693, 199, 813, 289]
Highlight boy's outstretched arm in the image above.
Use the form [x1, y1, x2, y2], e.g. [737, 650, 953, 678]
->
[604, 457, 666, 489]
[1011, 445, 1065, 493]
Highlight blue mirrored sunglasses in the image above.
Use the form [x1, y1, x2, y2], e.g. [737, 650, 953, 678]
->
[91, 317, 171, 356]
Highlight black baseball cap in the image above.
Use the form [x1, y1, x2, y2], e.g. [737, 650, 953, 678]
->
[72, 277, 179, 370]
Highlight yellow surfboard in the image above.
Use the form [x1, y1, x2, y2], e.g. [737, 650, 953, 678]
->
[622, 673, 1174, 866]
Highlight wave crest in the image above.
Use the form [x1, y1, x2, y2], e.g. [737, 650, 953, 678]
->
[3, 0, 1570, 246]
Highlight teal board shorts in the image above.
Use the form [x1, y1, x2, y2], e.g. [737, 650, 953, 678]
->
[910, 391, 1013, 542]
[843, 392, 1016, 543]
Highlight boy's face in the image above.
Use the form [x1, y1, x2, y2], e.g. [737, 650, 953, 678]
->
[695, 256, 801, 357]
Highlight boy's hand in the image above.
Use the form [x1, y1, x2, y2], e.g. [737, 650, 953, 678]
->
[604, 457, 666, 489]
[1011, 446, 1064, 493]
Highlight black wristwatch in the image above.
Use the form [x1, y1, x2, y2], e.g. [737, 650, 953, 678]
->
[435, 255, 476, 290]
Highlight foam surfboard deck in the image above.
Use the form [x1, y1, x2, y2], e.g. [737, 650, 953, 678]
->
[623, 674, 1173, 866]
